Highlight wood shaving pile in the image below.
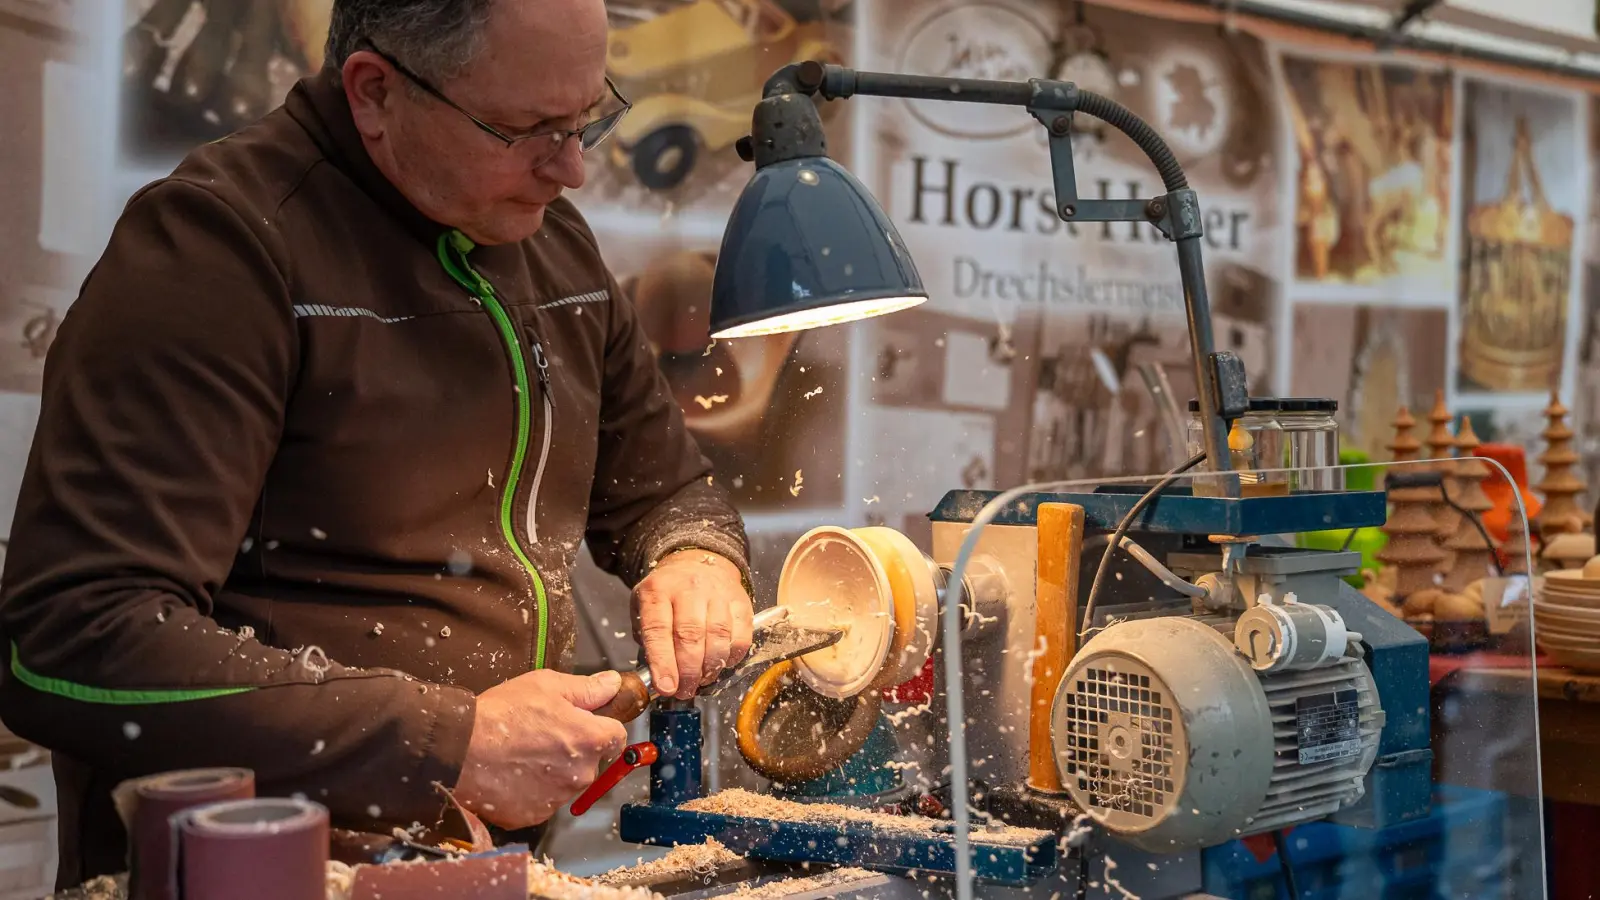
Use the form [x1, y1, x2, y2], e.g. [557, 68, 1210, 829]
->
[56, 860, 662, 900]
[681, 789, 1049, 847]
[527, 860, 661, 900]
[726, 867, 881, 898]
[45, 876, 126, 900]
[595, 837, 744, 885]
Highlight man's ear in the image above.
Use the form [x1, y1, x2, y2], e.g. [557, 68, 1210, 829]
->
[343, 51, 396, 140]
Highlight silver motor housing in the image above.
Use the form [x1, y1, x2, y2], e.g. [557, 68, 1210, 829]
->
[1051, 613, 1384, 853]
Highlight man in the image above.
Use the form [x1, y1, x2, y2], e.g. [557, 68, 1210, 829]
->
[0, 0, 755, 887]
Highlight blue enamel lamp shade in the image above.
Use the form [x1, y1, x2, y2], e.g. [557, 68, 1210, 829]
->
[710, 157, 928, 339]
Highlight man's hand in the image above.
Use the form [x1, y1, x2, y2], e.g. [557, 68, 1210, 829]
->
[633, 550, 753, 700]
[453, 670, 628, 829]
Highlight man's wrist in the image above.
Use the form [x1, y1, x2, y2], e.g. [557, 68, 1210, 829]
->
[654, 547, 753, 598]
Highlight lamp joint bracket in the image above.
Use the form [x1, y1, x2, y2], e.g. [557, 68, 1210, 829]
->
[1155, 189, 1205, 242]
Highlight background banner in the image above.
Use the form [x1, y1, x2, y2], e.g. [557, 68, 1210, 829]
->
[0, 0, 1595, 604]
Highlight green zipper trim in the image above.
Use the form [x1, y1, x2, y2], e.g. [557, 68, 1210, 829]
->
[436, 232, 550, 670]
[10, 643, 255, 705]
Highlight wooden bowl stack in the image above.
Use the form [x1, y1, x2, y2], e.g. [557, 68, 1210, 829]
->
[1534, 557, 1600, 671]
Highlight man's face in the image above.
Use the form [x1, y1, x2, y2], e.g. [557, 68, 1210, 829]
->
[346, 0, 612, 244]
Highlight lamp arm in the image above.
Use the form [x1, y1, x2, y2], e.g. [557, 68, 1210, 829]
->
[765, 61, 1242, 479]
[787, 62, 1188, 193]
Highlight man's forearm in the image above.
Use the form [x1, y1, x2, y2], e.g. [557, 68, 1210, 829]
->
[0, 592, 475, 829]
[610, 476, 751, 589]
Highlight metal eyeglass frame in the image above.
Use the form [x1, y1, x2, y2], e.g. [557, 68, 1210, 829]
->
[363, 40, 631, 163]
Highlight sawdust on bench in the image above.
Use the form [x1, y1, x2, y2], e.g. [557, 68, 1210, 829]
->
[45, 876, 126, 900]
[527, 859, 662, 899]
[595, 837, 744, 885]
[680, 789, 1050, 847]
[324, 857, 664, 900]
[726, 867, 881, 898]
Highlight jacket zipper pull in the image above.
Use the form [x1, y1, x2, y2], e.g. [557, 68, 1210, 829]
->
[532, 341, 552, 392]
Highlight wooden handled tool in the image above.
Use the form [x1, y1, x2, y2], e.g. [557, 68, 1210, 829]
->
[591, 607, 841, 724]
[593, 670, 654, 722]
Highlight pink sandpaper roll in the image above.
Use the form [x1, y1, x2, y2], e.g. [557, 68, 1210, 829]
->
[126, 768, 256, 900]
[175, 797, 329, 900]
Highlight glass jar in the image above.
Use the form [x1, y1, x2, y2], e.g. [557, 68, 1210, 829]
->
[1277, 398, 1342, 491]
[1186, 398, 1288, 497]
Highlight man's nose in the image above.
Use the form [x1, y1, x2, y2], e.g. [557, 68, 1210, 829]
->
[539, 138, 586, 190]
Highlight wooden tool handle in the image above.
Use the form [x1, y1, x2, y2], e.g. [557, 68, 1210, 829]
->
[594, 671, 652, 723]
[1030, 503, 1084, 794]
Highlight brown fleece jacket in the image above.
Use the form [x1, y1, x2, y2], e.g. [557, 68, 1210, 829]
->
[0, 67, 748, 887]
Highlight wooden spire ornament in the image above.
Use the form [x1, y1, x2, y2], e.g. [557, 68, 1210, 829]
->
[1503, 511, 1533, 576]
[1440, 417, 1498, 593]
[1379, 407, 1448, 601]
[1427, 390, 1462, 566]
[1534, 391, 1589, 539]
[1388, 406, 1421, 462]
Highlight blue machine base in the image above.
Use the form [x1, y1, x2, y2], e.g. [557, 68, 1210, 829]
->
[618, 803, 1058, 886]
[930, 488, 1387, 536]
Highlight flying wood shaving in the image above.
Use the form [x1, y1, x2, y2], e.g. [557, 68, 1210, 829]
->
[789, 470, 804, 497]
[804, 386, 824, 400]
[703, 341, 716, 357]
[1101, 856, 1142, 900]
[864, 495, 880, 504]
[694, 394, 730, 410]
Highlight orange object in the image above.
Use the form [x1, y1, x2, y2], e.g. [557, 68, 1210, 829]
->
[1031, 503, 1084, 794]
[1475, 443, 1541, 544]
[570, 742, 658, 816]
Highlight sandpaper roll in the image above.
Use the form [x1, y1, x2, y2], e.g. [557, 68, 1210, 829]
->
[176, 797, 329, 900]
[124, 768, 256, 900]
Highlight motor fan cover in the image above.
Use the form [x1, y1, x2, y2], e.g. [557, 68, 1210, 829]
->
[1052, 615, 1383, 852]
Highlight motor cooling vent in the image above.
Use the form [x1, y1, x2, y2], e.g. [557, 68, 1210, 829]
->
[1052, 615, 1383, 852]
[1060, 662, 1185, 826]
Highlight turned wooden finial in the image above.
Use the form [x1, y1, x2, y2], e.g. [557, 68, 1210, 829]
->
[1535, 391, 1588, 539]
[1389, 406, 1421, 463]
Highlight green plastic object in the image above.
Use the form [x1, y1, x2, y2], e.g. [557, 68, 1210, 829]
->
[1298, 449, 1388, 584]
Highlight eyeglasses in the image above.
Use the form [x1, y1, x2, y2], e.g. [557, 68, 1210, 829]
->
[363, 41, 631, 167]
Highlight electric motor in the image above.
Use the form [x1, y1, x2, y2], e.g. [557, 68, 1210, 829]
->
[1050, 615, 1384, 852]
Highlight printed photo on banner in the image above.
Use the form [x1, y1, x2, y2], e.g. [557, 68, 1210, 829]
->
[592, 230, 848, 514]
[579, 0, 855, 221]
[853, 0, 1281, 491]
[1455, 78, 1584, 399]
[1576, 94, 1600, 493]
[119, 0, 329, 166]
[1281, 54, 1453, 295]
[1289, 302, 1448, 464]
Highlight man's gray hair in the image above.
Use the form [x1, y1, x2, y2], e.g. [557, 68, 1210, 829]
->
[324, 0, 497, 81]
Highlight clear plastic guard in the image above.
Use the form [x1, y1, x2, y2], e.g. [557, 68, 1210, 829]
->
[919, 457, 1547, 899]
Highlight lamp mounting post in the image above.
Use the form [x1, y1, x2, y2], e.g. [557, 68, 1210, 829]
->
[733, 60, 1250, 488]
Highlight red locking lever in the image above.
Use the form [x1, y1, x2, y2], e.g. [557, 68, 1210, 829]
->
[570, 742, 658, 816]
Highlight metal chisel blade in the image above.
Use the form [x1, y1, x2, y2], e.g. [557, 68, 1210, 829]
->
[709, 618, 845, 694]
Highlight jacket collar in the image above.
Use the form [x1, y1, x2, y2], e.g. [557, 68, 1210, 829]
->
[286, 68, 454, 249]
[284, 68, 534, 281]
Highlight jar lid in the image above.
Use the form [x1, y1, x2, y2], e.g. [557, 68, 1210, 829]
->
[1277, 398, 1338, 413]
[1186, 397, 1338, 413]
[1187, 397, 1282, 413]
